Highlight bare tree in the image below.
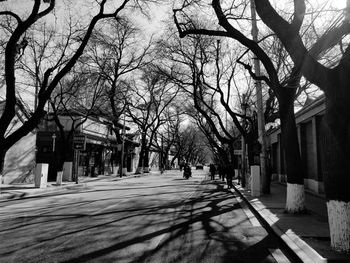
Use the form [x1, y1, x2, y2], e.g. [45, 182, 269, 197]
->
[85, 17, 154, 139]
[48, 64, 106, 182]
[127, 67, 180, 173]
[173, 0, 347, 214]
[157, 29, 261, 184]
[0, 0, 153, 176]
[150, 104, 185, 170]
[175, 124, 210, 166]
[254, 0, 350, 252]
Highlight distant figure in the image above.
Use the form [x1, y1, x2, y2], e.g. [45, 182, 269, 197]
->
[209, 163, 216, 180]
[218, 164, 225, 181]
[226, 163, 234, 189]
[183, 163, 191, 179]
[179, 161, 185, 171]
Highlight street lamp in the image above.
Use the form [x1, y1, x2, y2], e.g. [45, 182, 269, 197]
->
[120, 113, 126, 178]
[52, 132, 57, 152]
[241, 94, 249, 188]
[141, 131, 145, 173]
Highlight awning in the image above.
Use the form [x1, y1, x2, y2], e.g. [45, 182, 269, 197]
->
[83, 133, 118, 147]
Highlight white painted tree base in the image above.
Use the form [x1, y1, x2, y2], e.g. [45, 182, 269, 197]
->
[285, 183, 305, 213]
[327, 200, 350, 253]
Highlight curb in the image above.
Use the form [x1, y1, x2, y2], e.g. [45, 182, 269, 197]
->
[233, 183, 327, 263]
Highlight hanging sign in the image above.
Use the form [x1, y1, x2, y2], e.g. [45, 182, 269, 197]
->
[73, 135, 86, 150]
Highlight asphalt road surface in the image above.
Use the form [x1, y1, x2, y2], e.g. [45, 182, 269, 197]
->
[0, 169, 288, 263]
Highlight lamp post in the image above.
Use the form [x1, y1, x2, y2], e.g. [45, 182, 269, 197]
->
[241, 95, 249, 188]
[160, 135, 164, 174]
[52, 133, 56, 152]
[250, 0, 267, 194]
[120, 113, 126, 178]
[141, 131, 145, 173]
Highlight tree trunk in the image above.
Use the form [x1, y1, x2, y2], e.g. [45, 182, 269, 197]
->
[279, 89, 306, 213]
[144, 147, 150, 173]
[321, 94, 350, 253]
[254, 0, 350, 251]
[136, 147, 144, 174]
[0, 147, 6, 183]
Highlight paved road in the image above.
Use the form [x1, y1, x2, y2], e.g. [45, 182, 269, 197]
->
[0, 170, 287, 263]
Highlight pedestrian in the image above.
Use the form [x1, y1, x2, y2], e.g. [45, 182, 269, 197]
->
[225, 163, 234, 189]
[209, 163, 216, 180]
[218, 164, 225, 181]
[183, 163, 191, 179]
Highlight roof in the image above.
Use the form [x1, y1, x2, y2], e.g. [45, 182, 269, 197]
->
[295, 94, 325, 119]
[0, 98, 32, 122]
[266, 94, 325, 135]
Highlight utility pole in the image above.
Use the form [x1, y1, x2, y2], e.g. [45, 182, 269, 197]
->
[120, 113, 126, 178]
[160, 135, 164, 173]
[250, 0, 268, 194]
[241, 94, 248, 188]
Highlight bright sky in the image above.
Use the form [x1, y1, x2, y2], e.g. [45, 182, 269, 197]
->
[273, 0, 346, 9]
[0, 0, 347, 105]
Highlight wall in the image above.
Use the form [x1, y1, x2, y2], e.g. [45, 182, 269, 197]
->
[3, 132, 36, 184]
[267, 96, 325, 194]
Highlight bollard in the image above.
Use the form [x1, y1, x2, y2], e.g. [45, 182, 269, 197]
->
[34, 163, 48, 188]
[251, 165, 261, 197]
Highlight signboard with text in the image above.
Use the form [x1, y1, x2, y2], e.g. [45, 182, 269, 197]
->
[73, 135, 86, 151]
[234, 150, 242, 155]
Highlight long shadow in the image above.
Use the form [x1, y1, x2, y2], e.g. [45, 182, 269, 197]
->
[0, 189, 198, 233]
[135, 183, 278, 263]
[1, 196, 200, 256]
[62, 200, 239, 262]
[0, 180, 208, 229]
[1, 176, 278, 263]
[60, 181, 274, 263]
[0, 183, 202, 207]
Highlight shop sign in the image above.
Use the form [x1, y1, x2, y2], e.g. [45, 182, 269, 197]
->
[73, 135, 86, 150]
[234, 150, 242, 155]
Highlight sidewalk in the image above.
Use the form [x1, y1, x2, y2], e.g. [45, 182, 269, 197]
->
[0, 171, 153, 201]
[233, 180, 350, 263]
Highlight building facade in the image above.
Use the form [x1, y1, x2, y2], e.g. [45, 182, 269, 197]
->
[267, 95, 326, 194]
[1, 103, 141, 184]
[36, 113, 141, 181]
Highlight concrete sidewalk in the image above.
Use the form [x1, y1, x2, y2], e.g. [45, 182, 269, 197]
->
[233, 180, 350, 263]
[0, 171, 153, 201]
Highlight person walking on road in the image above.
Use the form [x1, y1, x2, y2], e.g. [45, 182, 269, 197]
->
[209, 163, 216, 180]
[225, 163, 234, 189]
[218, 164, 225, 181]
[183, 163, 192, 179]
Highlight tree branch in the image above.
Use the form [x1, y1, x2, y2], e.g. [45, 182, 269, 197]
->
[237, 59, 272, 86]
[0, 11, 22, 24]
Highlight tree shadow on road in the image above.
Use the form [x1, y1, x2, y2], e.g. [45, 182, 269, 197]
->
[57, 179, 279, 263]
[0, 177, 279, 263]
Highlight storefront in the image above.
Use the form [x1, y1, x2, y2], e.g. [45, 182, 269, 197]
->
[76, 135, 118, 177]
[35, 111, 143, 181]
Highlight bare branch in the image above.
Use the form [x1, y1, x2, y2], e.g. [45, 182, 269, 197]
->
[0, 11, 22, 24]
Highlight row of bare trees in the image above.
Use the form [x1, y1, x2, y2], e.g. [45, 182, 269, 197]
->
[171, 0, 350, 253]
[2, 0, 348, 254]
[0, 0, 210, 180]
[0, 0, 158, 174]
